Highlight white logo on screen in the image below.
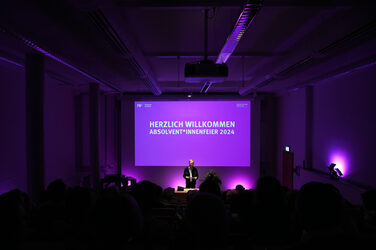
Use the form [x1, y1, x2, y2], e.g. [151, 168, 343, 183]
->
[144, 104, 152, 108]
[236, 103, 248, 108]
[137, 104, 143, 108]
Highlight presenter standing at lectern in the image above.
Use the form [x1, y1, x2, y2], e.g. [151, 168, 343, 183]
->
[183, 159, 199, 188]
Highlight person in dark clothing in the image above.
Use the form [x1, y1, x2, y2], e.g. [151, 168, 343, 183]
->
[183, 159, 199, 188]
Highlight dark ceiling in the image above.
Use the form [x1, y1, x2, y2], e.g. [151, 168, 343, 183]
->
[0, 0, 375, 95]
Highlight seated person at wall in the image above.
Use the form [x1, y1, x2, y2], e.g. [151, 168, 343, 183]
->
[183, 159, 199, 188]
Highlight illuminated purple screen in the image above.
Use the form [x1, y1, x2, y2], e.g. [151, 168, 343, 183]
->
[135, 101, 250, 167]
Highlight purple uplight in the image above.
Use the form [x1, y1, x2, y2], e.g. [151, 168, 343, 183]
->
[169, 178, 188, 189]
[122, 169, 142, 184]
[122, 167, 189, 189]
[224, 175, 254, 190]
[122, 165, 257, 191]
[329, 150, 349, 177]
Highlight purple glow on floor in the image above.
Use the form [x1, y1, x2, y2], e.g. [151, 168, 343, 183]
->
[329, 150, 349, 177]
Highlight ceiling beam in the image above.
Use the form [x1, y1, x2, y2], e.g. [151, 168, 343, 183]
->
[239, 18, 376, 95]
[115, 0, 373, 8]
[115, 0, 244, 8]
[95, 1, 162, 95]
[0, 25, 122, 93]
[145, 51, 281, 58]
[287, 54, 376, 91]
[263, 0, 375, 6]
[216, 0, 262, 64]
[159, 81, 249, 87]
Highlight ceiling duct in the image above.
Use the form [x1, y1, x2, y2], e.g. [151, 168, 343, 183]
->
[288, 54, 376, 92]
[216, 0, 262, 64]
[87, 9, 162, 95]
[318, 19, 376, 55]
[239, 19, 376, 96]
[0, 25, 121, 92]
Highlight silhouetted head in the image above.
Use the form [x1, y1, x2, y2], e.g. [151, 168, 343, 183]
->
[92, 191, 142, 249]
[362, 189, 376, 211]
[235, 184, 245, 192]
[130, 180, 159, 213]
[45, 179, 66, 202]
[199, 179, 221, 196]
[161, 187, 175, 202]
[0, 189, 27, 246]
[234, 189, 255, 216]
[362, 189, 376, 226]
[256, 176, 282, 206]
[185, 192, 228, 248]
[225, 189, 238, 204]
[66, 186, 93, 223]
[186, 189, 199, 203]
[154, 184, 163, 199]
[296, 182, 345, 231]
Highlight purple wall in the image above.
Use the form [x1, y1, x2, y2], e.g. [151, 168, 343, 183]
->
[0, 62, 27, 194]
[80, 93, 118, 177]
[121, 95, 260, 190]
[312, 66, 376, 187]
[276, 88, 306, 181]
[81, 94, 90, 169]
[277, 65, 376, 204]
[0, 63, 263, 193]
[44, 78, 77, 187]
[103, 95, 118, 173]
[0, 61, 78, 194]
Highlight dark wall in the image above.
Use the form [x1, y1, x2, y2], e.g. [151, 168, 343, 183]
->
[277, 65, 376, 204]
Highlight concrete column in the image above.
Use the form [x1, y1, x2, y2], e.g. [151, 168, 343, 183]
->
[74, 94, 83, 172]
[115, 94, 122, 174]
[25, 53, 45, 200]
[89, 83, 100, 189]
[305, 86, 313, 169]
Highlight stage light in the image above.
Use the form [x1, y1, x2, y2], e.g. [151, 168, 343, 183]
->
[335, 167, 343, 177]
[285, 146, 290, 152]
[187, 93, 192, 98]
[328, 163, 343, 179]
[329, 151, 348, 177]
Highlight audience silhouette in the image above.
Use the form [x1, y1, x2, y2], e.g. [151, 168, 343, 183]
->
[1, 176, 375, 249]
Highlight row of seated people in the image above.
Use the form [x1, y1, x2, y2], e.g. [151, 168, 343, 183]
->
[1, 176, 376, 249]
